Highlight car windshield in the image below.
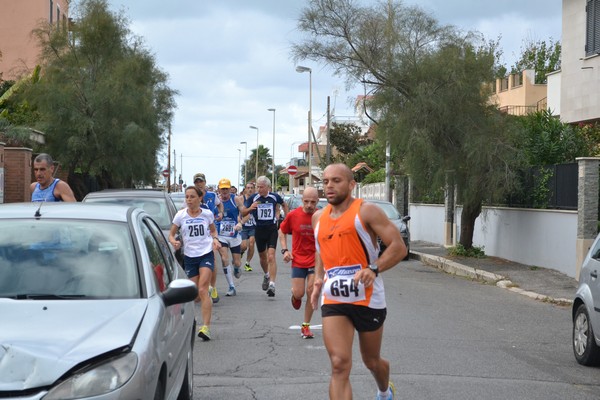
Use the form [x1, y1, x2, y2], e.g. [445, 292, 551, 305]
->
[372, 202, 401, 219]
[85, 197, 171, 230]
[0, 220, 140, 299]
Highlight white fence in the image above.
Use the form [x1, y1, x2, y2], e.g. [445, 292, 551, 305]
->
[406, 204, 446, 245]
[359, 182, 579, 278]
[409, 203, 578, 278]
[354, 182, 395, 203]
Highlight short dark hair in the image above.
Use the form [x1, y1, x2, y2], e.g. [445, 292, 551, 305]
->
[34, 153, 54, 166]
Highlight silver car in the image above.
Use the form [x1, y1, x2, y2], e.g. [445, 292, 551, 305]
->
[0, 203, 197, 399]
[170, 192, 186, 210]
[573, 232, 600, 366]
[82, 189, 178, 239]
[82, 189, 183, 264]
[365, 199, 411, 259]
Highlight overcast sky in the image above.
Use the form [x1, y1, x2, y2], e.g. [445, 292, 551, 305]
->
[105, 0, 562, 188]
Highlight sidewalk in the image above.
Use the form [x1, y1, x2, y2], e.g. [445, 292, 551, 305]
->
[410, 241, 578, 306]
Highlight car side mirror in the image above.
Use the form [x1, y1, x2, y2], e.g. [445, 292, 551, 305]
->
[161, 279, 197, 307]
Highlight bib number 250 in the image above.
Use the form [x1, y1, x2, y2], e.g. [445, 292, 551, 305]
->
[188, 224, 205, 237]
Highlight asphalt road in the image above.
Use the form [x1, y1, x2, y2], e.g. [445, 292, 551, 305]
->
[190, 254, 600, 400]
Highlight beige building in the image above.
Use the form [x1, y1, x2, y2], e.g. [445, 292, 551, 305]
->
[489, 69, 548, 115]
[0, 0, 69, 80]
[547, 0, 600, 124]
[546, 0, 600, 272]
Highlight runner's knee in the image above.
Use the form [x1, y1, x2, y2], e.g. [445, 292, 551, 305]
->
[330, 354, 352, 376]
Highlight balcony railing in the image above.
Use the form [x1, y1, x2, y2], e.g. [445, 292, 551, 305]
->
[498, 105, 540, 116]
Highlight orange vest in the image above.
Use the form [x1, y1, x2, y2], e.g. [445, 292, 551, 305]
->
[315, 199, 385, 308]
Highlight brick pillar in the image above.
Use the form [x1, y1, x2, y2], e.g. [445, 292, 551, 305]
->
[576, 157, 600, 279]
[4, 147, 33, 203]
[0, 142, 5, 203]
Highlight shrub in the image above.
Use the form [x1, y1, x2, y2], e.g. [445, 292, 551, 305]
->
[448, 244, 486, 258]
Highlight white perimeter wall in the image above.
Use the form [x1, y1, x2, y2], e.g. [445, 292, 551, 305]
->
[408, 204, 578, 278]
[407, 204, 446, 245]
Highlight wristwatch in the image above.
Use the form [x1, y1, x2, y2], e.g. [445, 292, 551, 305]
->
[281, 248, 289, 255]
[368, 263, 379, 277]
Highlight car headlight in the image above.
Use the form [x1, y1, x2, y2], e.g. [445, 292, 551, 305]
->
[43, 352, 138, 399]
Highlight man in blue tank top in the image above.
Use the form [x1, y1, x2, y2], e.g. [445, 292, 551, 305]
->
[215, 178, 250, 296]
[242, 176, 288, 297]
[30, 153, 76, 202]
[240, 182, 257, 271]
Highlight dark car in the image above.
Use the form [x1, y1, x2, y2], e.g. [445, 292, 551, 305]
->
[0, 202, 197, 399]
[365, 199, 410, 259]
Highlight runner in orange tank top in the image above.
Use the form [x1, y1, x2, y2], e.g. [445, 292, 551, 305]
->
[311, 163, 407, 400]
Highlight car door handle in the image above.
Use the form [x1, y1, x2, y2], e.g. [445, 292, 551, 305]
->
[591, 270, 598, 279]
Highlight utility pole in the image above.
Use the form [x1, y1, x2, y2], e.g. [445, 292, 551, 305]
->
[167, 125, 171, 193]
[326, 96, 331, 165]
[173, 149, 177, 192]
[180, 153, 184, 188]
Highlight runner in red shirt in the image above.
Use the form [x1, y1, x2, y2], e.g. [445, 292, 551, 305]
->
[278, 187, 320, 339]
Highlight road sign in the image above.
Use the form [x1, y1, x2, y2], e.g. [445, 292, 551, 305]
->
[287, 166, 298, 176]
[162, 169, 170, 177]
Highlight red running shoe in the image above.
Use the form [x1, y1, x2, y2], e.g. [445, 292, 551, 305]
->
[301, 323, 314, 339]
[291, 293, 301, 310]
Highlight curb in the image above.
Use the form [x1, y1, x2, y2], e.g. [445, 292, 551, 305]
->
[411, 251, 573, 306]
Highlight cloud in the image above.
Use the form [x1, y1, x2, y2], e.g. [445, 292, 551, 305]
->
[107, 0, 563, 186]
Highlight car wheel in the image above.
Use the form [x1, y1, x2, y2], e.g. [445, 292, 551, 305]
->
[573, 303, 600, 366]
[177, 353, 193, 400]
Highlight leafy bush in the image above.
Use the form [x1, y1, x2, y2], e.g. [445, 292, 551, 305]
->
[361, 168, 385, 184]
[448, 244, 485, 258]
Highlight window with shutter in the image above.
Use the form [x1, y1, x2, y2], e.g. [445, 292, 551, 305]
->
[586, 0, 600, 56]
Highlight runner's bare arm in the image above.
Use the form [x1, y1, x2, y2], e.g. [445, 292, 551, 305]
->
[277, 229, 292, 262]
[56, 181, 76, 202]
[361, 202, 406, 272]
[311, 209, 324, 310]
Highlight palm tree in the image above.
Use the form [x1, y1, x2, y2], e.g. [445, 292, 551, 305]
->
[243, 145, 272, 183]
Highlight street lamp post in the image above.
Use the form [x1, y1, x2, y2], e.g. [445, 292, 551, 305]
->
[237, 148, 241, 189]
[267, 108, 276, 190]
[296, 65, 312, 187]
[249, 126, 259, 182]
[240, 141, 247, 185]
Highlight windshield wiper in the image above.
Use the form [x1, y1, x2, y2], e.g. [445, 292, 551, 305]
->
[7, 294, 88, 300]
